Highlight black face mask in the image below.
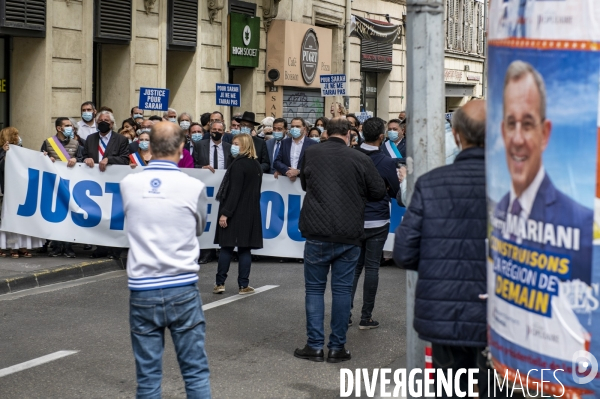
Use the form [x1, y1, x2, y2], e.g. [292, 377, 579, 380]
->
[98, 121, 111, 134]
[211, 131, 223, 142]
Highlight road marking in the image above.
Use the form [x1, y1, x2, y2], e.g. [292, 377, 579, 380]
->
[0, 271, 126, 301]
[0, 351, 78, 378]
[202, 285, 279, 311]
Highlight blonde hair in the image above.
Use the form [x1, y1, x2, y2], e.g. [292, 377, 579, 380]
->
[233, 133, 257, 159]
[0, 127, 19, 145]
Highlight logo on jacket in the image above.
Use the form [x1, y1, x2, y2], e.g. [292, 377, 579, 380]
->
[150, 178, 161, 194]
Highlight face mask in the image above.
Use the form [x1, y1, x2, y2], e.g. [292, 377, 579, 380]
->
[17, 137, 22, 146]
[241, 126, 251, 134]
[387, 131, 399, 142]
[168, 118, 177, 123]
[98, 121, 111, 134]
[140, 128, 151, 135]
[136, 129, 142, 136]
[63, 127, 74, 138]
[82, 112, 93, 122]
[191, 133, 203, 142]
[317, 126, 324, 133]
[290, 127, 302, 139]
[353, 136, 358, 143]
[230, 129, 241, 136]
[139, 141, 149, 151]
[133, 113, 143, 120]
[180, 121, 191, 130]
[231, 145, 240, 157]
[128, 139, 133, 144]
[310, 137, 320, 143]
[273, 132, 284, 141]
[258, 132, 265, 138]
[211, 132, 223, 142]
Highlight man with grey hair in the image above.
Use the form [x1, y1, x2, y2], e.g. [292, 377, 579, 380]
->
[494, 60, 592, 284]
[163, 108, 177, 123]
[120, 121, 211, 398]
[394, 100, 510, 397]
[82, 110, 130, 259]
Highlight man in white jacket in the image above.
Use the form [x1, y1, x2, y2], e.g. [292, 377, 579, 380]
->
[120, 121, 211, 398]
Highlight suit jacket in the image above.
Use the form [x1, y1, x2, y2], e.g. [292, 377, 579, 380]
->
[192, 139, 232, 169]
[253, 136, 271, 173]
[273, 137, 316, 175]
[265, 138, 283, 174]
[82, 131, 130, 164]
[493, 174, 593, 285]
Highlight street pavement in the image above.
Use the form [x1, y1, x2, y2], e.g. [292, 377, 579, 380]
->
[0, 259, 407, 399]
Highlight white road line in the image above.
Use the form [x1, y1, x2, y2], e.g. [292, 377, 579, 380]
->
[0, 271, 127, 301]
[202, 285, 279, 311]
[0, 351, 78, 378]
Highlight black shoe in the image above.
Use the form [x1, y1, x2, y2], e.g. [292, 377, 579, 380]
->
[327, 347, 351, 363]
[294, 345, 324, 362]
[348, 317, 353, 327]
[90, 250, 108, 259]
[83, 245, 93, 250]
[359, 319, 380, 330]
[38, 242, 49, 253]
[198, 252, 216, 264]
[64, 246, 76, 258]
[49, 247, 62, 257]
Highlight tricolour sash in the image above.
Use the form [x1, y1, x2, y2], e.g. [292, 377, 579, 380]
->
[47, 136, 71, 162]
[385, 140, 402, 159]
[129, 152, 146, 166]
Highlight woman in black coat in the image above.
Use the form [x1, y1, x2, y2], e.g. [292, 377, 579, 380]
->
[214, 133, 263, 295]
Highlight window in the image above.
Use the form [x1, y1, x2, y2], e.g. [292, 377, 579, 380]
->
[168, 0, 198, 51]
[360, 72, 377, 116]
[94, 0, 132, 44]
[0, 0, 46, 37]
[445, 0, 485, 55]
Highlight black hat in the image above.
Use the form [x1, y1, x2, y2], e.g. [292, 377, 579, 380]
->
[235, 111, 261, 126]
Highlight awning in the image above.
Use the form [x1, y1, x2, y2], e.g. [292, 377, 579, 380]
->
[350, 15, 402, 45]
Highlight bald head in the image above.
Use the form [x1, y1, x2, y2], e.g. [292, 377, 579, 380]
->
[451, 99, 486, 148]
[150, 121, 186, 159]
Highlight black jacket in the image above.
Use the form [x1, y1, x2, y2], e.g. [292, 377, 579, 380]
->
[299, 137, 386, 246]
[82, 131, 130, 165]
[214, 156, 263, 249]
[192, 139, 232, 169]
[393, 147, 487, 346]
[357, 146, 400, 222]
[252, 136, 271, 173]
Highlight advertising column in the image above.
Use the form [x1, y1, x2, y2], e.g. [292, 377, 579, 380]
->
[487, 1, 600, 396]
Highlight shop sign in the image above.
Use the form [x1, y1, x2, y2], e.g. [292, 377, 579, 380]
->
[229, 13, 260, 68]
[350, 15, 402, 45]
[445, 69, 463, 82]
[0, 79, 6, 92]
[301, 29, 319, 85]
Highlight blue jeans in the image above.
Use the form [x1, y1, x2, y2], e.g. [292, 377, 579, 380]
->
[303, 240, 360, 350]
[130, 284, 211, 399]
[351, 223, 389, 321]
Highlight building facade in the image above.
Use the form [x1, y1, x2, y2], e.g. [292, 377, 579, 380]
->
[0, 0, 407, 149]
[444, 0, 487, 111]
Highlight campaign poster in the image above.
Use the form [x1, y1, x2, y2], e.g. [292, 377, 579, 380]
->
[487, 1, 600, 396]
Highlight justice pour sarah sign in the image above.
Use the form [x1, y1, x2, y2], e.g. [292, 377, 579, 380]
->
[486, 1, 600, 396]
[138, 87, 170, 111]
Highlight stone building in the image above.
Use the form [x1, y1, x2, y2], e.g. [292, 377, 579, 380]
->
[0, 0, 407, 149]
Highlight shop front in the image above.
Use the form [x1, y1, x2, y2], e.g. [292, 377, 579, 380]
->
[265, 20, 332, 125]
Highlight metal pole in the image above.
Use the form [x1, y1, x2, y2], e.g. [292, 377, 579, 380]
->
[405, 0, 445, 390]
[344, 0, 352, 110]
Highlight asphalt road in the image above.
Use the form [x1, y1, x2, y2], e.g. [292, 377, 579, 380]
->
[0, 260, 407, 399]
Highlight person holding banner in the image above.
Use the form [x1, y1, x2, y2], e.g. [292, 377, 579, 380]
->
[82, 110, 130, 259]
[266, 118, 287, 174]
[40, 117, 84, 258]
[129, 131, 151, 168]
[273, 117, 316, 182]
[213, 133, 263, 295]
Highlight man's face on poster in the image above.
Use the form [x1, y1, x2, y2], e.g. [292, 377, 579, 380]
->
[501, 73, 552, 197]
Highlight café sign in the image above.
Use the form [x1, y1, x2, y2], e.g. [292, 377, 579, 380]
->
[301, 29, 319, 85]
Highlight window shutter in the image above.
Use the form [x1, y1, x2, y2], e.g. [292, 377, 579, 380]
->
[168, 0, 198, 50]
[0, 0, 46, 36]
[94, 0, 132, 44]
[477, 1, 485, 54]
[229, 0, 256, 16]
[463, 0, 474, 53]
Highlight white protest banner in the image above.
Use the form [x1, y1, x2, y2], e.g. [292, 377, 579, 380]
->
[1, 146, 403, 258]
[320, 74, 347, 97]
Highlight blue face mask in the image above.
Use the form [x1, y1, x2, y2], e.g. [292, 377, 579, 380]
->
[241, 126, 251, 135]
[231, 129, 241, 136]
[272, 132, 284, 141]
[133, 113, 143, 120]
[191, 133, 203, 142]
[82, 112, 93, 122]
[290, 127, 302, 139]
[231, 145, 240, 157]
[139, 141, 149, 150]
[310, 136, 320, 143]
[387, 131, 399, 142]
[317, 126, 324, 133]
[63, 127, 74, 138]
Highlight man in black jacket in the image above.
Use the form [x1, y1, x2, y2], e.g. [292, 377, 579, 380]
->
[352, 117, 400, 330]
[394, 100, 507, 398]
[294, 118, 386, 364]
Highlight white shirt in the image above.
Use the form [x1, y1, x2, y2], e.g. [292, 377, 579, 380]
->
[360, 143, 390, 228]
[209, 141, 225, 169]
[120, 160, 207, 291]
[77, 120, 97, 141]
[98, 131, 112, 161]
[290, 136, 304, 169]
